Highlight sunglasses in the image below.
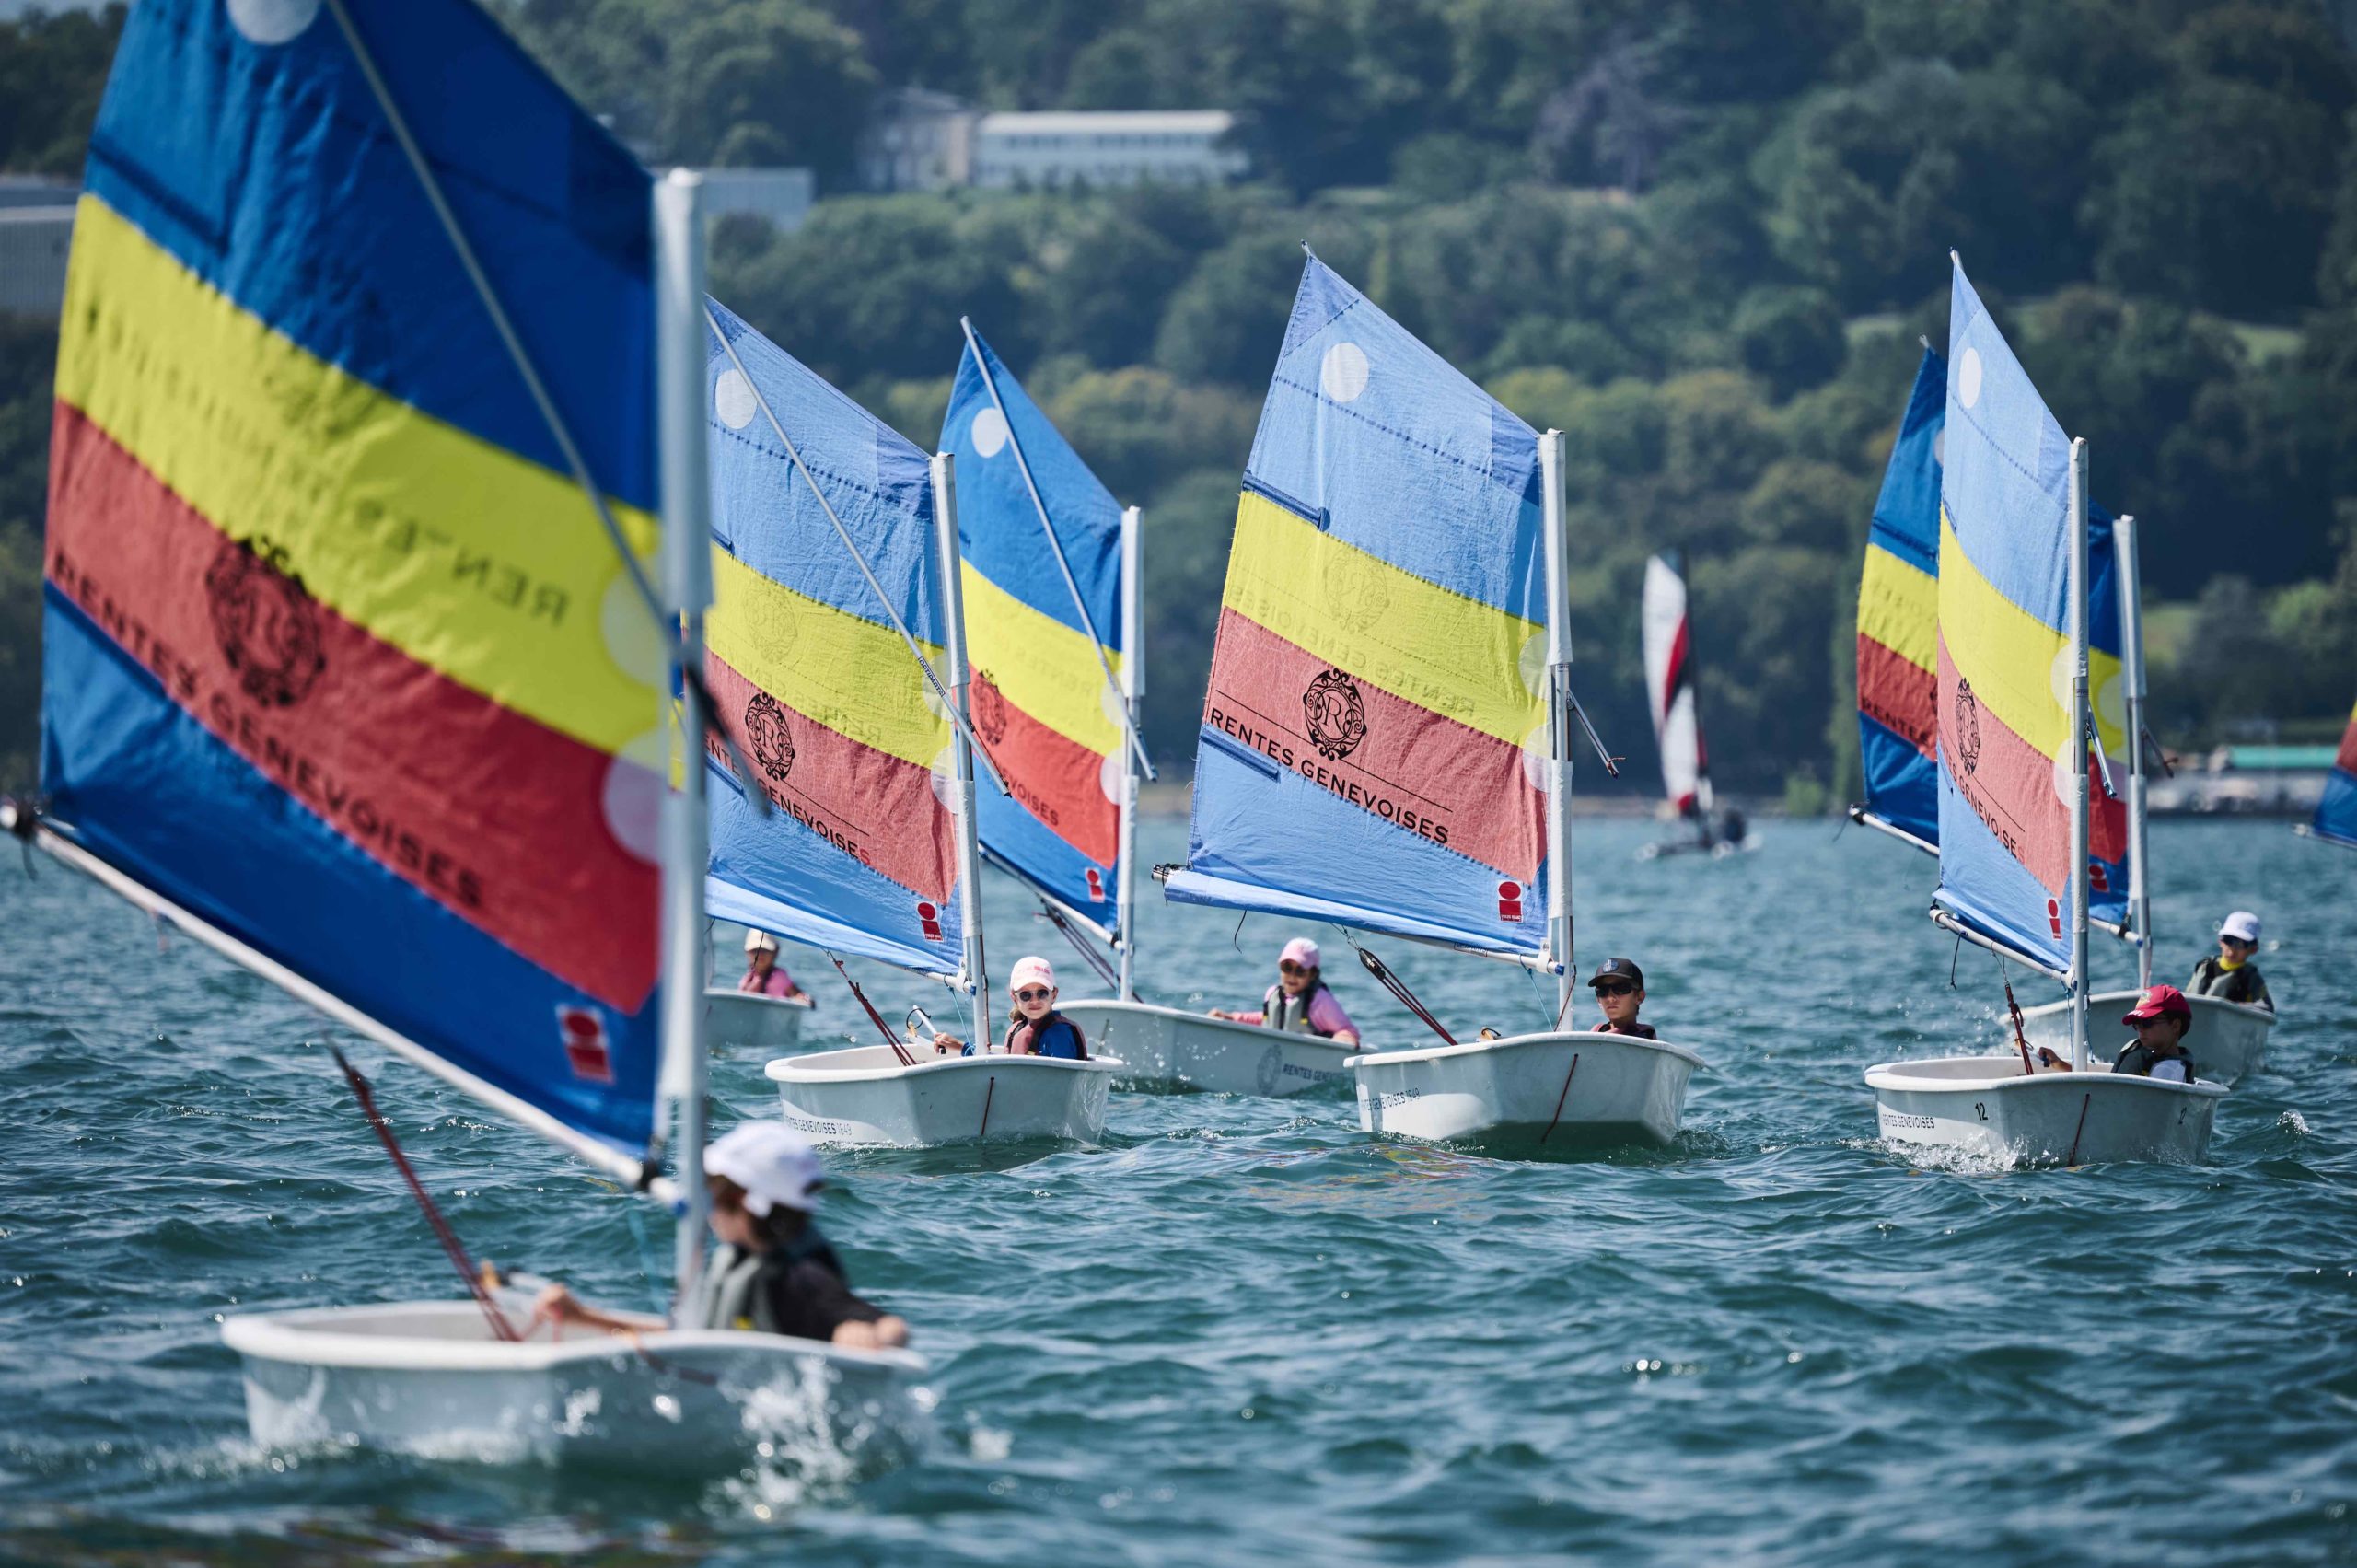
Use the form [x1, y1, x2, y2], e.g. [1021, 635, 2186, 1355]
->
[1593, 981, 1637, 998]
[1279, 960, 1308, 975]
[2221, 936, 2255, 948]
[1014, 987, 1052, 1004]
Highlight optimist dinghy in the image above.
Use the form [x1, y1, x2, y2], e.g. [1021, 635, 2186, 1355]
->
[1156, 254, 1701, 1149]
[1864, 259, 2223, 1166]
[705, 989, 812, 1051]
[19, 0, 924, 1469]
[700, 308, 1112, 1147]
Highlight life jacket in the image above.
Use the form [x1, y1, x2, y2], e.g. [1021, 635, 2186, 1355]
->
[2189, 958, 2265, 1007]
[2111, 1040, 2197, 1083]
[688, 1230, 846, 1334]
[1263, 981, 1336, 1037]
[1592, 1019, 1659, 1040]
[1003, 1010, 1087, 1060]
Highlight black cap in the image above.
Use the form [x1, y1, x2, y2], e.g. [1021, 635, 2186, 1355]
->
[1587, 957, 1644, 990]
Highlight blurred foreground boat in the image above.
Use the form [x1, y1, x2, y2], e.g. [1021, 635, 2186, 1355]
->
[11, 0, 923, 1465]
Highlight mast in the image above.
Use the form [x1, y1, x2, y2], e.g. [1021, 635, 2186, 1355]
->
[1541, 428, 1576, 1019]
[932, 452, 990, 1004]
[2067, 437, 2092, 1071]
[2115, 513, 2154, 991]
[653, 170, 712, 1299]
[1116, 503, 1144, 1002]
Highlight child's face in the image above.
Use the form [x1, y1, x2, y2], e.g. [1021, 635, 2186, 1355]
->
[1014, 983, 1055, 1020]
[2219, 935, 2254, 963]
[1279, 961, 1311, 994]
[710, 1194, 759, 1249]
[1595, 982, 1643, 1025]
[749, 948, 775, 975]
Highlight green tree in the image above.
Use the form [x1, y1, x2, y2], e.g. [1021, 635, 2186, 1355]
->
[0, 4, 122, 174]
[1732, 285, 1846, 398]
[1153, 233, 1306, 388]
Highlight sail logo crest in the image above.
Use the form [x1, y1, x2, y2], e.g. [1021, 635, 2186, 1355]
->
[744, 692, 796, 782]
[1953, 678, 1982, 774]
[1303, 669, 1368, 761]
[205, 536, 325, 708]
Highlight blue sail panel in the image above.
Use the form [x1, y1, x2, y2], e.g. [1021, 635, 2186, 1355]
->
[2316, 704, 2357, 849]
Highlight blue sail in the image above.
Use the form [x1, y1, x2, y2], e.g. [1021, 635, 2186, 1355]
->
[1164, 256, 1554, 958]
[2316, 703, 2357, 848]
[41, 0, 665, 1167]
[1933, 261, 2132, 974]
[942, 325, 1129, 936]
[702, 301, 970, 981]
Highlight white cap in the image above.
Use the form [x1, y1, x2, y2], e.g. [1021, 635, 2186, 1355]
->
[704, 1121, 822, 1215]
[2219, 910, 2261, 944]
[744, 929, 781, 954]
[1009, 954, 1056, 993]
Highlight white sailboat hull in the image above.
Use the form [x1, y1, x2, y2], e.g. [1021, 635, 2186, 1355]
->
[1864, 1055, 2225, 1166]
[2014, 992, 2275, 1086]
[221, 1300, 928, 1472]
[766, 1045, 1117, 1147]
[703, 988, 811, 1051]
[1053, 1000, 1361, 1096]
[1350, 1029, 1704, 1150]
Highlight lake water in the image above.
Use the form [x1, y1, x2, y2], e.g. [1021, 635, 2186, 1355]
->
[3, 816, 2352, 1565]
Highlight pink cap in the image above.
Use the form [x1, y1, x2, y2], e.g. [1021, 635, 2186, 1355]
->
[2121, 983, 2192, 1024]
[1008, 954, 1056, 993]
[1280, 937, 1320, 969]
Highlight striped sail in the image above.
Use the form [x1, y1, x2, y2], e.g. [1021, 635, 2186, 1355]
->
[40, 0, 667, 1161]
[1934, 261, 2130, 973]
[1164, 256, 1551, 958]
[942, 325, 1128, 936]
[1858, 345, 2131, 911]
[1642, 552, 1710, 819]
[2314, 702, 2357, 848]
[702, 302, 969, 981]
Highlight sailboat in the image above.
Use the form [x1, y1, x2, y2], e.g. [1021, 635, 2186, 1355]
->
[1864, 258, 2225, 1165]
[9, 0, 922, 1465]
[1854, 350, 2273, 1084]
[699, 305, 1117, 1146]
[1159, 253, 1703, 1147]
[1636, 551, 1744, 859]
[2301, 700, 2357, 849]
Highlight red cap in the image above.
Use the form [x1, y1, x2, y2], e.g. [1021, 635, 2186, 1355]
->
[2121, 984, 2192, 1025]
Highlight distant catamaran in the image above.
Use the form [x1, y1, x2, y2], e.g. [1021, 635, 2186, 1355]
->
[6, 0, 922, 1465]
[1638, 550, 1745, 856]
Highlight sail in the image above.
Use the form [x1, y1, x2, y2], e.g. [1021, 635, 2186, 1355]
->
[1642, 553, 1709, 818]
[702, 301, 970, 981]
[1857, 346, 2131, 901]
[38, 0, 667, 1165]
[1163, 256, 1552, 959]
[2314, 702, 2357, 848]
[1933, 261, 2130, 974]
[941, 324, 1128, 936]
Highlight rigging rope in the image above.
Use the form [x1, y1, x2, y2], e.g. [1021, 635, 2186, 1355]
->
[1348, 938, 1457, 1046]
[830, 954, 916, 1064]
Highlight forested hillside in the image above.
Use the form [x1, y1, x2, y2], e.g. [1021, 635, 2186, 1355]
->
[5, 0, 2355, 801]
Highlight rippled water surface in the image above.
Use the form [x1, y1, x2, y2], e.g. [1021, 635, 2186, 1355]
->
[4, 817, 2353, 1565]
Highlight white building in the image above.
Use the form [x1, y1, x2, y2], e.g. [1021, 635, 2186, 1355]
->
[0, 178, 77, 320]
[972, 110, 1246, 191]
[857, 88, 976, 193]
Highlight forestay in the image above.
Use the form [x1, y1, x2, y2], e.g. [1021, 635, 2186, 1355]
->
[1857, 344, 2131, 886]
[1934, 261, 2127, 974]
[38, 0, 668, 1170]
[2315, 701, 2357, 848]
[942, 323, 1130, 936]
[702, 302, 971, 982]
[1164, 255, 1553, 961]
[1641, 552, 1710, 819]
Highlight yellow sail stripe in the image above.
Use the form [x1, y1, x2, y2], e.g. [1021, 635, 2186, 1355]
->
[708, 546, 949, 768]
[1937, 513, 2126, 758]
[961, 563, 1120, 758]
[1220, 488, 1544, 747]
[54, 196, 660, 757]
[1857, 542, 1935, 674]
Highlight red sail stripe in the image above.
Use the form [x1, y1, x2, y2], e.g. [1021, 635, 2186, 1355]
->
[703, 652, 956, 903]
[1935, 636, 2126, 892]
[43, 401, 658, 1007]
[1858, 633, 1936, 757]
[1202, 608, 1546, 880]
[971, 672, 1118, 866]
[2339, 714, 2357, 775]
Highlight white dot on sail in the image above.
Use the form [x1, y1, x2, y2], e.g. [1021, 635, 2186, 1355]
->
[714, 368, 758, 430]
[1957, 347, 1983, 411]
[931, 747, 962, 813]
[2049, 645, 2075, 714]
[600, 570, 667, 688]
[1099, 749, 1124, 804]
[971, 408, 1010, 458]
[1320, 343, 1370, 403]
[602, 733, 669, 865]
[2050, 745, 2077, 807]
[1517, 632, 1550, 697]
[227, 0, 319, 44]
[1099, 678, 1129, 730]
[1522, 726, 1550, 792]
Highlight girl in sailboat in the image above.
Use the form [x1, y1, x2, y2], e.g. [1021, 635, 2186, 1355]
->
[530, 1121, 909, 1349]
[928, 956, 1091, 1058]
[1206, 938, 1363, 1045]
[739, 930, 810, 1003]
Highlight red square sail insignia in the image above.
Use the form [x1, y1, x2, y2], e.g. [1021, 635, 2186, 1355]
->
[558, 1005, 614, 1085]
[1497, 880, 1523, 923]
[2046, 898, 2062, 938]
[916, 900, 943, 942]
[1086, 867, 1105, 902]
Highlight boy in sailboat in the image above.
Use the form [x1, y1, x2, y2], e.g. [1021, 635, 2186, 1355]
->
[1587, 958, 1658, 1039]
[2187, 911, 2272, 1010]
[530, 1121, 909, 1349]
[2032, 985, 2199, 1082]
[739, 930, 810, 1003]
[927, 956, 1092, 1058]
[1206, 938, 1363, 1045]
